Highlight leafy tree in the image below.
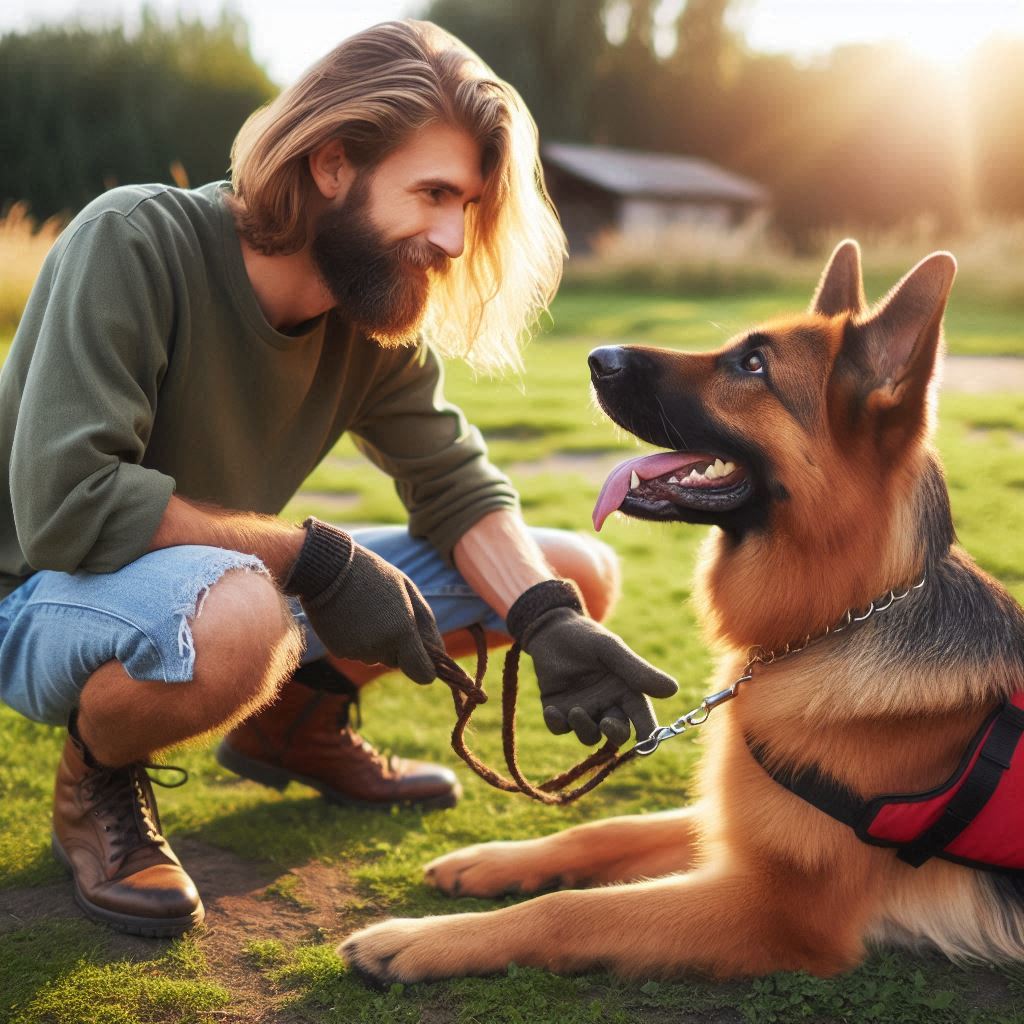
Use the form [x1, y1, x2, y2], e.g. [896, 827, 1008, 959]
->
[589, 0, 662, 149]
[427, 0, 610, 141]
[720, 45, 968, 242]
[425, 0, 975, 240]
[0, 10, 276, 219]
[4, 1, 1009, 236]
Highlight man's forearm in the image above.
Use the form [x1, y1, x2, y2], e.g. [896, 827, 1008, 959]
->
[147, 494, 306, 585]
[452, 509, 552, 620]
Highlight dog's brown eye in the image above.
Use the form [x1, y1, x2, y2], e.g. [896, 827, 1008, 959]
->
[741, 351, 765, 374]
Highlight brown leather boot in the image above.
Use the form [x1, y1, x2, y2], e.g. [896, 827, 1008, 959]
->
[215, 661, 461, 809]
[52, 714, 204, 937]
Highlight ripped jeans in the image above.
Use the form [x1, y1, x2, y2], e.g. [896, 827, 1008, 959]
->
[0, 528, 515, 726]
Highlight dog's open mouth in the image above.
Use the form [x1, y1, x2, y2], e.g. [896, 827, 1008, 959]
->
[593, 450, 752, 530]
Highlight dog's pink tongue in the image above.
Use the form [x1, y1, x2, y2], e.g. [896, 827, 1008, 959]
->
[593, 451, 712, 530]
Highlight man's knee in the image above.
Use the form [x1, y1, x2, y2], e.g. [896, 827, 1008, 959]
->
[77, 569, 301, 762]
[189, 567, 302, 713]
[537, 531, 621, 623]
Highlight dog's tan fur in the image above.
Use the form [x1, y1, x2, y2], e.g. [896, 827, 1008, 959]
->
[342, 241, 1024, 983]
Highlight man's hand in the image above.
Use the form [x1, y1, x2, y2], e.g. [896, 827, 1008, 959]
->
[507, 580, 678, 747]
[285, 518, 443, 684]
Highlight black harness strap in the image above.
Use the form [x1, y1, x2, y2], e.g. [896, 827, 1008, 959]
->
[896, 702, 1024, 867]
[747, 740, 867, 829]
[747, 700, 1024, 872]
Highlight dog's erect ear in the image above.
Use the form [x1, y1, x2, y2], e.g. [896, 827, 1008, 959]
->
[852, 251, 957, 415]
[809, 239, 866, 317]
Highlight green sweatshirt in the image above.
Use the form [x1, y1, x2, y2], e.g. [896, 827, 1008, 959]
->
[0, 182, 518, 599]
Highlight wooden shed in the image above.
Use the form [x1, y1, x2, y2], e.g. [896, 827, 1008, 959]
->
[542, 141, 770, 255]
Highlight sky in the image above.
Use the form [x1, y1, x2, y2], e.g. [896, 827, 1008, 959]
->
[3, 0, 1024, 86]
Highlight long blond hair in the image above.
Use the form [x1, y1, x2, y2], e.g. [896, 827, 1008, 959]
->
[229, 20, 565, 372]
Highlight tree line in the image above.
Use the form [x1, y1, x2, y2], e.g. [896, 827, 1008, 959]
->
[0, 10, 275, 221]
[428, 0, 1024, 243]
[2, 2, 1022, 242]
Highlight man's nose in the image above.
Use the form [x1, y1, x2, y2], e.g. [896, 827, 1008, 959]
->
[426, 209, 466, 259]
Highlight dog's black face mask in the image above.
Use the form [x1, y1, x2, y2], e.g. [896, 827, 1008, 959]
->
[590, 345, 782, 537]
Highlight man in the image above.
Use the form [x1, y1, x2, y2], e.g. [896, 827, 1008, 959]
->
[0, 20, 677, 937]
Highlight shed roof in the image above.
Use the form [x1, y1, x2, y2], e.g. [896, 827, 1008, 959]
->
[543, 142, 768, 204]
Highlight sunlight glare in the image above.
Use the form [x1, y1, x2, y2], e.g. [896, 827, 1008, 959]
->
[741, 1, 1024, 69]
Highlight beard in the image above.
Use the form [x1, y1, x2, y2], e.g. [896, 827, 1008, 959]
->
[311, 175, 450, 346]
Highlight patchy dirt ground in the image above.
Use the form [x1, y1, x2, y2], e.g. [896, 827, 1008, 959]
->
[1, 839, 368, 1023]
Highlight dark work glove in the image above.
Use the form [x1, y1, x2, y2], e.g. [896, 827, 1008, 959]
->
[507, 580, 678, 747]
[284, 518, 442, 684]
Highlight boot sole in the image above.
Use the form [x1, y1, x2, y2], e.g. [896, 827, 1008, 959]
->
[51, 835, 205, 938]
[215, 741, 461, 811]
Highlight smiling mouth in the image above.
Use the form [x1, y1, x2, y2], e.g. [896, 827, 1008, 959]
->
[593, 450, 753, 530]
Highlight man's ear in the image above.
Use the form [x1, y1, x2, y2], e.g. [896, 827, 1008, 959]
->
[809, 239, 866, 317]
[851, 251, 957, 416]
[308, 138, 356, 201]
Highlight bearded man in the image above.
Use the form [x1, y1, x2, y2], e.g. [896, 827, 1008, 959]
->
[0, 20, 677, 937]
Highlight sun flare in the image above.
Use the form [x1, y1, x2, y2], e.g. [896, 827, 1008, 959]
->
[742, 0, 1024, 70]
[901, 1, 1024, 67]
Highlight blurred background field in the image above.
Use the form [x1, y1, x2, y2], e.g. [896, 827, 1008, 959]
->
[2, 1, 1024, 1022]
[3, 202, 1023, 360]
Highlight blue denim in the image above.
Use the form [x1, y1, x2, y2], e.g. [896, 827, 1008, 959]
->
[0, 526, 517, 727]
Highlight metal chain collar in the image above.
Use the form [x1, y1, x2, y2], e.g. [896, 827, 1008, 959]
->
[633, 574, 927, 756]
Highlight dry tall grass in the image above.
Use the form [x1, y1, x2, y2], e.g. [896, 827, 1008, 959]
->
[0, 204, 63, 337]
[565, 215, 794, 294]
[566, 216, 1024, 304]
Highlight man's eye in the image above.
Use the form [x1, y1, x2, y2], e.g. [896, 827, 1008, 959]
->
[425, 189, 445, 203]
[741, 351, 765, 374]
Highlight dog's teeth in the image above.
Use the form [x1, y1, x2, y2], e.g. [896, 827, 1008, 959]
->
[705, 463, 719, 480]
[714, 458, 726, 473]
[722, 461, 736, 476]
[630, 470, 640, 490]
[685, 469, 701, 483]
[667, 475, 681, 484]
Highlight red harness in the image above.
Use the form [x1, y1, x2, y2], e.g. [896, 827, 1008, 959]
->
[748, 693, 1024, 872]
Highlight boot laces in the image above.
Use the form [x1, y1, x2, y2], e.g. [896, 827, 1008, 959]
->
[83, 761, 188, 864]
[334, 693, 398, 776]
[345, 727, 395, 772]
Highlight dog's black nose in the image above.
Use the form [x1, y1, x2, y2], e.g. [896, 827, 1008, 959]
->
[588, 346, 628, 380]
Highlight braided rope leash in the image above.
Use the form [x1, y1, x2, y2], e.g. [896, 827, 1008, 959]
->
[428, 626, 636, 806]
[427, 574, 926, 802]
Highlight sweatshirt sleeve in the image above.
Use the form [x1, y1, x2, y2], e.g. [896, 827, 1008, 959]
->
[349, 342, 519, 561]
[9, 208, 176, 574]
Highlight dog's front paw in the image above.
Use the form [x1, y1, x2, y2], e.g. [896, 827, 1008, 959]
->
[344, 912, 509, 984]
[341, 918, 439, 986]
[425, 840, 568, 898]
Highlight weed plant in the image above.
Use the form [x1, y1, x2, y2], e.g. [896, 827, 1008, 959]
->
[0, 204, 63, 338]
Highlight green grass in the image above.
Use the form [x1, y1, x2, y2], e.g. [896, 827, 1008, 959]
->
[1, 925, 228, 1024]
[250, 948, 1024, 1024]
[2, 279, 1022, 360]
[2, 296, 1024, 1022]
[545, 281, 1024, 356]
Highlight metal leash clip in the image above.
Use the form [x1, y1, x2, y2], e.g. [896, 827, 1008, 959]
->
[633, 681, 746, 756]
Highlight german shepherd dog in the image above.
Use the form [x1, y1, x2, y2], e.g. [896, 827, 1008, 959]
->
[342, 241, 1024, 983]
